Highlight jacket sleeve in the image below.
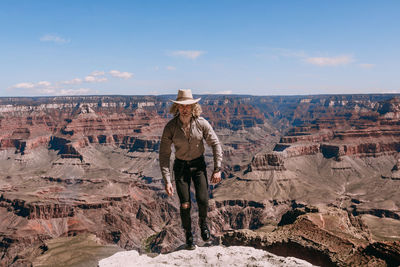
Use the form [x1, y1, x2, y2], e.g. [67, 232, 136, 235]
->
[202, 119, 223, 170]
[159, 123, 173, 184]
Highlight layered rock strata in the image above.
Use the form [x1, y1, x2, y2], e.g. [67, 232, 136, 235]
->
[251, 97, 400, 174]
[221, 210, 400, 266]
[1, 95, 400, 266]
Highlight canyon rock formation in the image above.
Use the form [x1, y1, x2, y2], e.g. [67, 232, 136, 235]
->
[0, 94, 399, 266]
[99, 245, 316, 267]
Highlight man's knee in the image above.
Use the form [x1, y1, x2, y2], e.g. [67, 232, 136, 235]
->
[181, 202, 191, 209]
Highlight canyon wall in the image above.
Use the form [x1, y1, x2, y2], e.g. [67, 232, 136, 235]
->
[0, 94, 400, 266]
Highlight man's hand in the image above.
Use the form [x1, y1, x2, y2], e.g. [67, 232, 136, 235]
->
[165, 182, 174, 196]
[210, 171, 221, 184]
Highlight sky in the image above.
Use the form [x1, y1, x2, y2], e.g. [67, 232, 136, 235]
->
[0, 0, 399, 97]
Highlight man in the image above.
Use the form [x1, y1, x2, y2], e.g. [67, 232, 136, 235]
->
[159, 89, 223, 250]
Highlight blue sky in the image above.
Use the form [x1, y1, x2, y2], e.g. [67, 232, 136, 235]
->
[1, 0, 399, 96]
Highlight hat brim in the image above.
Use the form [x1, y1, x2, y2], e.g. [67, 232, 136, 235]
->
[170, 98, 201, 105]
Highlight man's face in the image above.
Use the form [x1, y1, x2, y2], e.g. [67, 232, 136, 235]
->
[178, 104, 192, 117]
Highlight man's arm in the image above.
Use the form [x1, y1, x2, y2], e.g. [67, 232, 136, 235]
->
[202, 119, 223, 183]
[159, 123, 174, 195]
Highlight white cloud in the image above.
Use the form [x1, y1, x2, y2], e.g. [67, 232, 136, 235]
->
[109, 70, 133, 79]
[260, 47, 357, 67]
[11, 81, 51, 89]
[217, 90, 233, 94]
[84, 75, 108, 83]
[154, 66, 160, 71]
[359, 63, 375, 69]
[57, 88, 94, 95]
[13, 85, 95, 96]
[171, 50, 206, 60]
[11, 82, 35, 89]
[9, 69, 133, 96]
[166, 66, 176, 71]
[61, 78, 82, 85]
[90, 71, 105, 76]
[305, 55, 353, 66]
[40, 34, 70, 44]
[37, 81, 51, 87]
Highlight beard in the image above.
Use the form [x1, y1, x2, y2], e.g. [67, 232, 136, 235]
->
[179, 112, 192, 124]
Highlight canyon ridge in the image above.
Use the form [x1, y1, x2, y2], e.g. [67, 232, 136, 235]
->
[0, 94, 399, 266]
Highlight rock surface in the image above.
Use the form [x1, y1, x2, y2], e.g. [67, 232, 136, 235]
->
[98, 246, 316, 267]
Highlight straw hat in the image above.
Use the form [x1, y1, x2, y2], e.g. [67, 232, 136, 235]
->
[170, 89, 201, 105]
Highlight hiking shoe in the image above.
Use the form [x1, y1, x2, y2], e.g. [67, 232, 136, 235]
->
[200, 222, 210, 241]
[185, 231, 195, 250]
